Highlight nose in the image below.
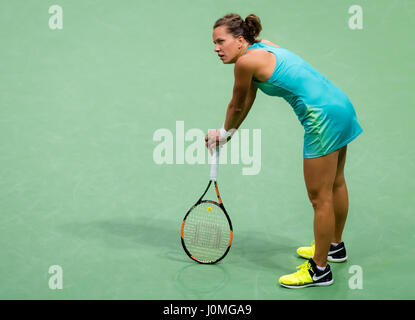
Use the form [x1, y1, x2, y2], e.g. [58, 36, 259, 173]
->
[214, 45, 220, 53]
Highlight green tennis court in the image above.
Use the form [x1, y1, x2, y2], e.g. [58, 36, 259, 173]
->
[1, 0, 414, 299]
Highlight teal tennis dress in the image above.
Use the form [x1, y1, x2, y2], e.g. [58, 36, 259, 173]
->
[244, 42, 363, 158]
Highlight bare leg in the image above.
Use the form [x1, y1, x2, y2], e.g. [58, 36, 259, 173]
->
[303, 150, 339, 268]
[332, 145, 348, 243]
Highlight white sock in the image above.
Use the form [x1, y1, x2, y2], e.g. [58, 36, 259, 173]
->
[316, 264, 326, 271]
[331, 242, 340, 247]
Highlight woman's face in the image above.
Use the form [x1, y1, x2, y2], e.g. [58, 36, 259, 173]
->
[213, 26, 244, 64]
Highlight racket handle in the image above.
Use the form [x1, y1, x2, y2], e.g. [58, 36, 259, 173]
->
[210, 146, 220, 181]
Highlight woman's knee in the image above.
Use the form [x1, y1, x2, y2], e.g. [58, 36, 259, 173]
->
[307, 189, 333, 210]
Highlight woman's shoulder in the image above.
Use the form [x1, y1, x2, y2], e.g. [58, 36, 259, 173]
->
[242, 39, 280, 61]
[237, 41, 278, 70]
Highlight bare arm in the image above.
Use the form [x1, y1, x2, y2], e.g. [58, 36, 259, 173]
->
[224, 57, 258, 132]
[205, 56, 258, 151]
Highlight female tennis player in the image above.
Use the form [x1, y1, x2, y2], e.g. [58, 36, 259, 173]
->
[205, 13, 363, 288]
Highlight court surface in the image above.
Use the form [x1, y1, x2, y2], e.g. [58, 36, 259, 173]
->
[1, 0, 414, 299]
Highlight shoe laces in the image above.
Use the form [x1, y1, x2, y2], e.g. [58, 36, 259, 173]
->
[294, 261, 313, 283]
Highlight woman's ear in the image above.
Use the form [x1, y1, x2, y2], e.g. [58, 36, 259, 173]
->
[237, 35, 245, 49]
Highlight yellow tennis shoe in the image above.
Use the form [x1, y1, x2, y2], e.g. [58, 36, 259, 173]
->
[279, 259, 333, 289]
[297, 241, 348, 262]
[296, 240, 316, 259]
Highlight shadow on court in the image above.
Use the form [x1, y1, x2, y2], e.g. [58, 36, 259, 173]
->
[229, 232, 296, 272]
[59, 217, 340, 298]
[59, 217, 295, 271]
[60, 217, 184, 256]
[174, 263, 232, 299]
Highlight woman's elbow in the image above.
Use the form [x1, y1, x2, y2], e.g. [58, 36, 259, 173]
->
[227, 103, 244, 113]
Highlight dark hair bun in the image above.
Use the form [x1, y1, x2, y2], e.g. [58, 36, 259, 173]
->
[244, 14, 262, 41]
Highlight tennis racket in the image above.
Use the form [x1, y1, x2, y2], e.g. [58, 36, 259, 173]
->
[180, 146, 233, 264]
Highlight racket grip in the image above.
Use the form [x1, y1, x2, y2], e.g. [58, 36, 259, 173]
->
[210, 146, 220, 181]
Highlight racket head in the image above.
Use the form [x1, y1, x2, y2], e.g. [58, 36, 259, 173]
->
[181, 200, 233, 264]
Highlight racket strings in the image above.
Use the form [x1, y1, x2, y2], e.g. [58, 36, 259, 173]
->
[183, 202, 231, 262]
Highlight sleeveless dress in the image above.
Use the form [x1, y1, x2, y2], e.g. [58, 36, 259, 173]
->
[244, 42, 363, 158]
